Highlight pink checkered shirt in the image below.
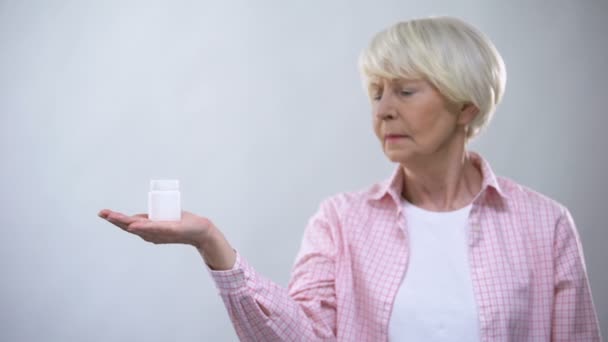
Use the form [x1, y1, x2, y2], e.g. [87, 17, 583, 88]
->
[209, 152, 601, 341]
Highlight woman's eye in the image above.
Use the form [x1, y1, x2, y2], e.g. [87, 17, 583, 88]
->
[400, 90, 414, 96]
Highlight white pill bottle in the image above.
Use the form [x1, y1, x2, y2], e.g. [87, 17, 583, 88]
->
[148, 179, 182, 221]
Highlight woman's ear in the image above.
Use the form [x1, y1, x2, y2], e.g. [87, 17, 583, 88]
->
[458, 102, 479, 126]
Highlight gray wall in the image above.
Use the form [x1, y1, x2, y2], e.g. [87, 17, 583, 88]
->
[1, 0, 606, 341]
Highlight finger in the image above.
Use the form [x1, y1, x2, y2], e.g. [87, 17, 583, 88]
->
[122, 215, 151, 232]
[102, 211, 147, 232]
[100, 210, 124, 221]
[98, 209, 112, 219]
[105, 216, 130, 231]
[107, 212, 148, 225]
[128, 220, 179, 231]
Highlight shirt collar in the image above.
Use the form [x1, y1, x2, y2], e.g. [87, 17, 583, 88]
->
[367, 151, 508, 204]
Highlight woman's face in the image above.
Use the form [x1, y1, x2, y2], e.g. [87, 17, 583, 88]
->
[370, 77, 469, 164]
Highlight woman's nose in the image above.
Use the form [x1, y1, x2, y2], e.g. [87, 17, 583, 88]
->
[374, 93, 397, 120]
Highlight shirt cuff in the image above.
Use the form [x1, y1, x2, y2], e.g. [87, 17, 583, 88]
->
[207, 251, 254, 294]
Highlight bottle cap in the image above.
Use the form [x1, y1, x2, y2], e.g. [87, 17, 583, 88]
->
[150, 179, 179, 191]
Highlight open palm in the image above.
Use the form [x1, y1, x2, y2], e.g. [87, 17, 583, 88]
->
[98, 209, 213, 248]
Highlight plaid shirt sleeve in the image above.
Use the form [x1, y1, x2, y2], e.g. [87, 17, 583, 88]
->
[552, 208, 602, 341]
[207, 199, 339, 341]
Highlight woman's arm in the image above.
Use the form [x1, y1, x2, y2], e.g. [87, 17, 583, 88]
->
[552, 208, 602, 341]
[99, 201, 339, 341]
[204, 200, 339, 341]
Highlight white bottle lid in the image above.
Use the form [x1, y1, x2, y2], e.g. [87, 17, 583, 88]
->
[150, 179, 179, 191]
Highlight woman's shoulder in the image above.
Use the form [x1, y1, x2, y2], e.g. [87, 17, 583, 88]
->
[316, 178, 393, 216]
[318, 187, 375, 211]
[495, 175, 569, 217]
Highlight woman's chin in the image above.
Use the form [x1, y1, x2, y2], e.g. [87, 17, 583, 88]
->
[384, 150, 414, 164]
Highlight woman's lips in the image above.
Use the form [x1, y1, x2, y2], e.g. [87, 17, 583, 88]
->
[385, 134, 409, 142]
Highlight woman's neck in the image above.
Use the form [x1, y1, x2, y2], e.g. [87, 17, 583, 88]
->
[400, 143, 482, 212]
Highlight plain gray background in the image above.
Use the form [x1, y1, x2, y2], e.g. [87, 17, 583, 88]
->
[1, 0, 606, 341]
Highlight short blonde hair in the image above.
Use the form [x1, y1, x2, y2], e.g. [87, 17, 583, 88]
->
[359, 16, 506, 140]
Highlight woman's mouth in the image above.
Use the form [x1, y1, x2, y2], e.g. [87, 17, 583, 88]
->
[385, 134, 409, 142]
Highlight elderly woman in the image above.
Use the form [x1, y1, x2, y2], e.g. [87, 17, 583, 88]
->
[99, 16, 601, 341]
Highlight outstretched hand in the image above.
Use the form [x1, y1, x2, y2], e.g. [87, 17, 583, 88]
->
[98, 209, 213, 248]
[98, 209, 237, 270]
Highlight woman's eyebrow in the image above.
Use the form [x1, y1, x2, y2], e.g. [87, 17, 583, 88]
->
[368, 82, 383, 91]
[393, 78, 421, 86]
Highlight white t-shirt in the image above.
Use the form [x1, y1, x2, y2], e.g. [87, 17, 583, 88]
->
[388, 199, 480, 341]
